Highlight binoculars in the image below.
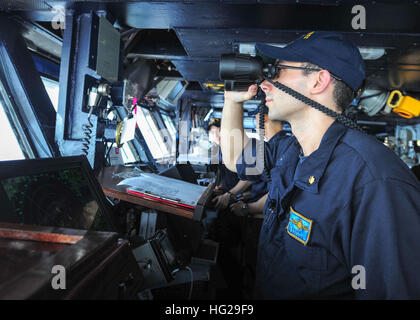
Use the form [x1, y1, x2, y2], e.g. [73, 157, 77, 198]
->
[219, 54, 277, 91]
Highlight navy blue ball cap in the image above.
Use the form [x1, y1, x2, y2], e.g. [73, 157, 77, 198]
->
[207, 118, 221, 130]
[255, 31, 366, 91]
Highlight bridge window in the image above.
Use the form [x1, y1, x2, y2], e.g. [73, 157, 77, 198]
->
[161, 113, 176, 141]
[136, 107, 175, 163]
[0, 100, 25, 161]
[121, 143, 137, 163]
[41, 76, 59, 111]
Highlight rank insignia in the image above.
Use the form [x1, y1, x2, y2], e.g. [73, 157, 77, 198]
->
[287, 207, 313, 245]
[303, 31, 315, 39]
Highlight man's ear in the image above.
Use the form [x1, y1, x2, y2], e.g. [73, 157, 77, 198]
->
[310, 70, 333, 95]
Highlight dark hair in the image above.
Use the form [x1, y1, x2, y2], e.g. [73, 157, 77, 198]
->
[301, 62, 354, 112]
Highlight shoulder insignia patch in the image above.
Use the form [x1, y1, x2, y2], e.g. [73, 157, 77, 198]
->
[287, 207, 313, 245]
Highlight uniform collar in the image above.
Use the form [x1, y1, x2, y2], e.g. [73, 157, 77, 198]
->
[268, 130, 289, 142]
[293, 121, 347, 194]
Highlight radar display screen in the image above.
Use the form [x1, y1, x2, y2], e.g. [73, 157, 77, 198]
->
[0, 166, 112, 231]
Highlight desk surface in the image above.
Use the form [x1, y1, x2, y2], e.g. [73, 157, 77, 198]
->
[96, 166, 214, 220]
[0, 223, 122, 299]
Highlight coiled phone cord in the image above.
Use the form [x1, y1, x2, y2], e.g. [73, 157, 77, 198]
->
[255, 86, 271, 182]
[82, 106, 94, 156]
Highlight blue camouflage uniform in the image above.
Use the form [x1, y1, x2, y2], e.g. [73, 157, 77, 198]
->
[237, 121, 420, 299]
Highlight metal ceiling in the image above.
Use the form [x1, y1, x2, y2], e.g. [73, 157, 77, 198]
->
[3, 1, 420, 97]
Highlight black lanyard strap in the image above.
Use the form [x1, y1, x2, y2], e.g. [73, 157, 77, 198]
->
[265, 79, 365, 133]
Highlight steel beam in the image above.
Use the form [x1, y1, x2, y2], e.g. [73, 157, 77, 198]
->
[55, 10, 106, 169]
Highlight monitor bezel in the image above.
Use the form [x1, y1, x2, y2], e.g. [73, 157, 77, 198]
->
[0, 155, 120, 233]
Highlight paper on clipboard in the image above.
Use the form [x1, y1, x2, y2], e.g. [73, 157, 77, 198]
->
[117, 173, 207, 207]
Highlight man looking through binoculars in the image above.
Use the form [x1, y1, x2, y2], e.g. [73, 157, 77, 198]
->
[220, 31, 420, 299]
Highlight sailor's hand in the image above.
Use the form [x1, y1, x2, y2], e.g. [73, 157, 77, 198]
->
[224, 84, 258, 103]
[213, 185, 225, 197]
[212, 192, 230, 209]
[230, 200, 249, 217]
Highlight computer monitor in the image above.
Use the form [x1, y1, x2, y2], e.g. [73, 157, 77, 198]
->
[0, 156, 118, 232]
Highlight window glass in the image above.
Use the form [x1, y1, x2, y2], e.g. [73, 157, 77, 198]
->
[160, 113, 176, 160]
[161, 114, 176, 140]
[41, 77, 59, 111]
[136, 107, 166, 160]
[121, 143, 137, 163]
[0, 100, 25, 161]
